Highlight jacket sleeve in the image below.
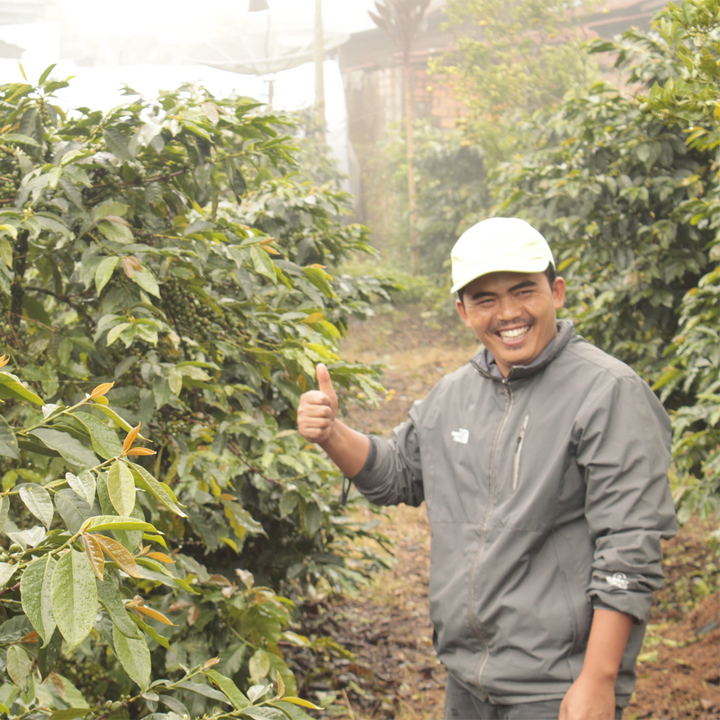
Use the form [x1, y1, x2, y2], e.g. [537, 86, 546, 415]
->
[348, 409, 425, 507]
[575, 374, 677, 623]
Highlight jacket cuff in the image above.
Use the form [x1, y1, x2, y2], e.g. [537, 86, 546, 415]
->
[348, 436, 378, 489]
[587, 585, 652, 624]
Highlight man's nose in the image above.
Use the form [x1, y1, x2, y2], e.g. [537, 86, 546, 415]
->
[496, 294, 522, 320]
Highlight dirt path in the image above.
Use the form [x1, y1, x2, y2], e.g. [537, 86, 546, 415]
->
[294, 307, 719, 720]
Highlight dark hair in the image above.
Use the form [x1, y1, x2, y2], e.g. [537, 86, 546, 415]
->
[457, 262, 557, 305]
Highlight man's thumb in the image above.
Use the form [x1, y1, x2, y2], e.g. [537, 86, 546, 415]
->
[316, 363, 336, 398]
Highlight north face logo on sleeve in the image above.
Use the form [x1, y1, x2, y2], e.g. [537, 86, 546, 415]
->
[451, 428, 469, 444]
[606, 572, 629, 590]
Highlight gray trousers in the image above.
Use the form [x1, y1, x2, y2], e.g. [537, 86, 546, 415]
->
[444, 675, 624, 720]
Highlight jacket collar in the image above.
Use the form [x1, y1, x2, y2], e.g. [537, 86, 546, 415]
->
[471, 319, 575, 381]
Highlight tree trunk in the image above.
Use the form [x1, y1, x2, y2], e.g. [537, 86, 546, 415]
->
[403, 56, 419, 274]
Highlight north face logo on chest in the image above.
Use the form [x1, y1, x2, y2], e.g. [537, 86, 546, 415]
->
[451, 428, 469, 444]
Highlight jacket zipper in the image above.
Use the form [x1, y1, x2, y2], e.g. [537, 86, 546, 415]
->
[468, 379, 514, 698]
[512, 415, 529, 492]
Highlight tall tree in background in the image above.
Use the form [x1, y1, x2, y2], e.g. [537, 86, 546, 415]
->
[370, 0, 431, 273]
[434, 0, 599, 160]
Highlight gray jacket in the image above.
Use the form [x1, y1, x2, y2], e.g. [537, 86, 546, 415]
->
[350, 321, 677, 704]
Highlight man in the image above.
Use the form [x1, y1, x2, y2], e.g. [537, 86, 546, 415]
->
[297, 218, 677, 720]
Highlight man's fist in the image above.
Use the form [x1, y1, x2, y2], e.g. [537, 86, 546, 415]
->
[297, 364, 338, 445]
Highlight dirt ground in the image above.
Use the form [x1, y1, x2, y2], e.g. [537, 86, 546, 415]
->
[291, 306, 720, 720]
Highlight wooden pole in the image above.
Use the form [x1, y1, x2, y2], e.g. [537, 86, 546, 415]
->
[403, 54, 418, 273]
[315, 0, 326, 143]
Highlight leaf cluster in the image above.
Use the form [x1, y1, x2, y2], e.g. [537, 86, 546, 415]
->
[0, 70, 394, 715]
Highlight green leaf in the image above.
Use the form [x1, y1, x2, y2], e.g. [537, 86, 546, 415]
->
[18, 482, 54, 528]
[303, 502, 323, 537]
[168, 368, 183, 395]
[92, 402, 134, 432]
[74, 412, 124, 460]
[98, 220, 133, 244]
[302, 266, 335, 299]
[21, 554, 57, 646]
[0, 236, 14, 265]
[251, 246, 277, 283]
[103, 128, 132, 162]
[38, 62, 57, 84]
[65, 469, 97, 507]
[107, 460, 136, 517]
[85, 515, 156, 533]
[95, 256, 120, 294]
[0, 371, 43, 404]
[204, 670, 250, 710]
[131, 268, 160, 298]
[129, 613, 171, 649]
[6, 645, 32, 690]
[1, 133, 40, 147]
[96, 575, 142, 639]
[175, 680, 231, 704]
[240, 708, 288, 720]
[273, 701, 316, 720]
[113, 625, 151, 690]
[0, 561, 17, 588]
[55, 489, 98, 535]
[51, 549, 99, 650]
[0, 494, 8, 534]
[50, 710, 91, 720]
[106, 322, 132, 346]
[0, 414, 19, 459]
[29, 428, 99, 470]
[129, 462, 187, 517]
[249, 649, 270, 681]
[38, 626, 63, 679]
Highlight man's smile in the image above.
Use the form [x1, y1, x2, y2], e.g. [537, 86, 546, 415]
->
[497, 325, 531, 341]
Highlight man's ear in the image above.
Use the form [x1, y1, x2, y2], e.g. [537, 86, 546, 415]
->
[456, 298, 471, 328]
[552, 277, 566, 310]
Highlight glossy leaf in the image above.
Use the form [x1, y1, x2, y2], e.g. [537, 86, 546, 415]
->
[0, 561, 17, 588]
[113, 625, 151, 690]
[30, 428, 98, 469]
[0, 371, 43, 404]
[0, 414, 19, 459]
[21, 554, 57, 646]
[95, 256, 119, 294]
[74, 412, 124, 460]
[107, 460, 136, 517]
[84, 515, 156, 533]
[51, 549, 98, 650]
[18, 482, 54, 528]
[96, 575, 142, 639]
[6, 645, 32, 690]
[204, 669, 250, 710]
[129, 462, 186, 517]
[65, 470, 96, 507]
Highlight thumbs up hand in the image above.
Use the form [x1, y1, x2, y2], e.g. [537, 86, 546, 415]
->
[298, 364, 338, 445]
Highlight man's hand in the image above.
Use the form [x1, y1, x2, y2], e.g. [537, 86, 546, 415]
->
[558, 608, 632, 720]
[298, 363, 338, 445]
[559, 673, 616, 720]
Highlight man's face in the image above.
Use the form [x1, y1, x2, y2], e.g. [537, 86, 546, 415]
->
[456, 271, 566, 377]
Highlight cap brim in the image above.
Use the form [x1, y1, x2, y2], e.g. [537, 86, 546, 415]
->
[451, 257, 553, 294]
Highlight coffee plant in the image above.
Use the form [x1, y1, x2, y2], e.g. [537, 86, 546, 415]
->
[0, 68, 394, 716]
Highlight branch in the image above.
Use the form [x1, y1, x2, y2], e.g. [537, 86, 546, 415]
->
[25, 286, 95, 325]
[0, 582, 20, 598]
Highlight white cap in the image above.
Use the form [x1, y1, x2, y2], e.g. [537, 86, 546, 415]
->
[450, 218, 555, 293]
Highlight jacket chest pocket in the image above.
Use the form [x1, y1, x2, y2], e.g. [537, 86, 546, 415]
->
[512, 415, 529, 491]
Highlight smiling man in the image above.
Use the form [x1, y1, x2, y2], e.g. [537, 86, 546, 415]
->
[297, 218, 677, 720]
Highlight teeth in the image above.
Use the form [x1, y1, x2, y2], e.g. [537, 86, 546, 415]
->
[499, 326, 530, 339]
